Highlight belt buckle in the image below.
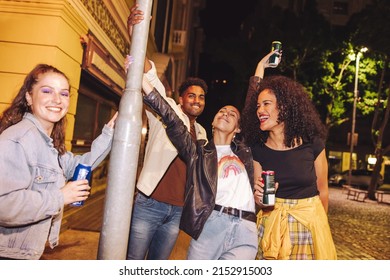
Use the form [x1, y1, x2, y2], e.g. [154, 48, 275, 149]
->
[224, 206, 232, 215]
[227, 206, 240, 217]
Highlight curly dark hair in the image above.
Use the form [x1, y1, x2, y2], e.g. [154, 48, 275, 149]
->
[0, 64, 70, 155]
[178, 77, 208, 96]
[241, 75, 327, 147]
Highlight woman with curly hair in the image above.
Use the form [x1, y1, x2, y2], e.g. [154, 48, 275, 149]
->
[241, 52, 337, 260]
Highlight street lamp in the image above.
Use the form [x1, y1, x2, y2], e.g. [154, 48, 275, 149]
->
[348, 47, 368, 185]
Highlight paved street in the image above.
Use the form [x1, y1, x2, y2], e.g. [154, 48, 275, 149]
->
[41, 186, 390, 260]
[328, 186, 390, 259]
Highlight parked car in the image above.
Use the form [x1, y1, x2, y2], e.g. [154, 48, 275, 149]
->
[328, 171, 347, 186]
[328, 169, 384, 190]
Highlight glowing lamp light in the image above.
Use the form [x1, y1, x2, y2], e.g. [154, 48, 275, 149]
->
[368, 156, 377, 165]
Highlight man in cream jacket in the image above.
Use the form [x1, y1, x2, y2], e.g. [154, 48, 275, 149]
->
[126, 58, 207, 260]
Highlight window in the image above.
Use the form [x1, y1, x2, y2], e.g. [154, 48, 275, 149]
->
[71, 75, 118, 190]
[153, 0, 173, 52]
[72, 93, 114, 153]
[72, 93, 95, 145]
[71, 71, 118, 154]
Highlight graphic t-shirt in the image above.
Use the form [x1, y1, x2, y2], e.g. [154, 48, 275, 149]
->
[215, 145, 255, 212]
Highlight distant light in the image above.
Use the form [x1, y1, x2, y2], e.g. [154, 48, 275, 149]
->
[368, 156, 377, 165]
[141, 127, 147, 135]
[348, 47, 368, 61]
[213, 79, 228, 84]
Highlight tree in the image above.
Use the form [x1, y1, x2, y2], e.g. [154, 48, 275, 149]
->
[317, 44, 381, 129]
[347, 0, 390, 199]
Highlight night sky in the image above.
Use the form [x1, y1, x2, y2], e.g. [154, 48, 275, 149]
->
[199, 0, 257, 38]
[196, 0, 259, 135]
[195, 1, 390, 155]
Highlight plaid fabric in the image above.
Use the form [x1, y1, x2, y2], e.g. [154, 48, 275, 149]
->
[287, 214, 314, 259]
[257, 198, 315, 260]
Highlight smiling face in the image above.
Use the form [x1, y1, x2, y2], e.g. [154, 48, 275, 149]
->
[256, 89, 282, 132]
[212, 105, 241, 134]
[179, 85, 205, 120]
[25, 71, 70, 135]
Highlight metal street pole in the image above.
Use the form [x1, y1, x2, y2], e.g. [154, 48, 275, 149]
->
[97, 0, 153, 259]
[347, 47, 367, 185]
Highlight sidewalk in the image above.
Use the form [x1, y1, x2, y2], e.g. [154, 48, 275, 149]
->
[327, 186, 390, 259]
[41, 187, 390, 260]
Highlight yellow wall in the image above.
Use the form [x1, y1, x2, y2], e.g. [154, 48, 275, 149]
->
[0, 0, 88, 149]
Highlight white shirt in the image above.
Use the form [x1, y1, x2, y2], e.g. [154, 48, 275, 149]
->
[215, 145, 255, 212]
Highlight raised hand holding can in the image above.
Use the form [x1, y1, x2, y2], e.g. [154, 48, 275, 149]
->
[269, 41, 282, 67]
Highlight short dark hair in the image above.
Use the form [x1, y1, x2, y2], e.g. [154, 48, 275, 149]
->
[178, 77, 208, 96]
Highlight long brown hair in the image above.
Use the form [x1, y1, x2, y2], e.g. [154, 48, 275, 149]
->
[0, 64, 70, 155]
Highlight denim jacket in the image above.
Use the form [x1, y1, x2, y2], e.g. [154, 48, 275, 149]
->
[0, 113, 113, 259]
[144, 91, 254, 240]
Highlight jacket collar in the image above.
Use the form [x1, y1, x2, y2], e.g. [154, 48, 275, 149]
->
[24, 113, 54, 148]
[207, 138, 240, 152]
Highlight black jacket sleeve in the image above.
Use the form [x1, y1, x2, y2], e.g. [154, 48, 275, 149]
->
[143, 89, 195, 162]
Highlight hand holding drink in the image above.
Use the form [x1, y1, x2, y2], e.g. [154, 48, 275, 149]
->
[262, 170, 276, 205]
[269, 41, 282, 67]
[70, 163, 92, 207]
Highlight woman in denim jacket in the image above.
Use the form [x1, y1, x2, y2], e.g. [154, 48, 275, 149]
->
[0, 64, 117, 259]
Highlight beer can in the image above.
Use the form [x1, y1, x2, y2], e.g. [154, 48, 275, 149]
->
[70, 163, 92, 207]
[269, 41, 282, 67]
[262, 170, 275, 205]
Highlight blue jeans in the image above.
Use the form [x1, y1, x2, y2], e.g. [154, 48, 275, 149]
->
[126, 193, 183, 260]
[187, 209, 258, 260]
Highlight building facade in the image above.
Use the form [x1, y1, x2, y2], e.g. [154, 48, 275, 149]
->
[0, 0, 205, 193]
